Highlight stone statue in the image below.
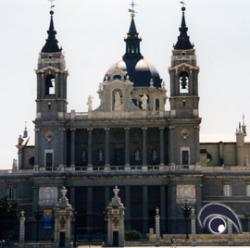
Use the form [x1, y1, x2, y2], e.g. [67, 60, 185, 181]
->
[99, 150, 104, 161]
[152, 150, 157, 161]
[87, 96, 93, 112]
[12, 159, 17, 171]
[135, 149, 140, 162]
[114, 91, 122, 111]
[82, 150, 87, 162]
[141, 94, 148, 110]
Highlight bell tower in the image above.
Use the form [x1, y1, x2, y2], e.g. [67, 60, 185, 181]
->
[168, 6, 201, 166]
[34, 9, 68, 170]
[36, 10, 68, 120]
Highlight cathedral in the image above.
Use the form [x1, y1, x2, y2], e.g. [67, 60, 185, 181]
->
[2, 4, 250, 243]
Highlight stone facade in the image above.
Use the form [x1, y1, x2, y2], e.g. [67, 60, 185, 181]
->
[2, 6, 250, 243]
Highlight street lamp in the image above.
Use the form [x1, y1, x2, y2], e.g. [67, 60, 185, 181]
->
[0, 240, 5, 248]
[182, 201, 192, 239]
[35, 212, 41, 241]
[73, 210, 77, 248]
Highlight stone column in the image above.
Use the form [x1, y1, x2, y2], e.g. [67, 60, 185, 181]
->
[70, 128, 76, 169]
[168, 181, 177, 233]
[34, 128, 40, 169]
[160, 186, 166, 233]
[159, 127, 165, 166]
[125, 186, 131, 229]
[142, 127, 148, 170]
[125, 128, 130, 170]
[168, 126, 175, 164]
[142, 186, 148, 233]
[246, 214, 250, 232]
[191, 208, 196, 246]
[87, 128, 93, 171]
[70, 187, 75, 208]
[19, 210, 25, 244]
[105, 187, 110, 205]
[228, 219, 233, 246]
[59, 128, 66, 169]
[104, 128, 110, 171]
[32, 187, 39, 241]
[155, 208, 160, 245]
[219, 141, 224, 165]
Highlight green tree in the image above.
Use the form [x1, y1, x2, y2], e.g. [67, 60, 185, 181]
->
[125, 230, 142, 241]
[0, 197, 18, 240]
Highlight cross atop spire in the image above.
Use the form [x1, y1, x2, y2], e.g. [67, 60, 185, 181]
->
[174, 5, 194, 50]
[49, 0, 56, 10]
[129, 0, 136, 18]
[41, 7, 61, 53]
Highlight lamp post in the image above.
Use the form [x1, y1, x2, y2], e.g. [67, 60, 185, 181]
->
[35, 211, 41, 241]
[0, 240, 5, 248]
[73, 210, 77, 248]
[182, 201, 191, 239]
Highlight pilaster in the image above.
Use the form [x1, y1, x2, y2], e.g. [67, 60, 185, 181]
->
[70, 128, 76, 168]
[104, 128, 110, 171]
[125, 128, 130, 170]
[142, 127, 147, 168]
[87, 128, 93, 171]
[159, 127, 165, 165]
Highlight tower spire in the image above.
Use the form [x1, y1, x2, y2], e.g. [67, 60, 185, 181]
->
[123, 0, 143, 61]
[41, 8, 61, 53]
[174, 5, 194, 50]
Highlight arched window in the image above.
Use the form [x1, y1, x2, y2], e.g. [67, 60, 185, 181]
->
[179, 71, 189, 94]
[29, 157, 35, 166]
[45, 74, 56, 96]
[7, 186, 15, 200]
[113, 75, 122, 80]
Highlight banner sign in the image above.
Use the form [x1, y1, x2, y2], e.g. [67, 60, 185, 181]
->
[42, 209, 53, 230]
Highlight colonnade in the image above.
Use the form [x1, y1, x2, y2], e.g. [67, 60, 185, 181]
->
[69, 127, 165, 169]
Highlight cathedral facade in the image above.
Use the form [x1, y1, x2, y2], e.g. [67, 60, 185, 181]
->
[2, 6, 250, 242]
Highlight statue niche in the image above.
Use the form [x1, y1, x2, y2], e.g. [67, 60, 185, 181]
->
[113, 90, 123, 112]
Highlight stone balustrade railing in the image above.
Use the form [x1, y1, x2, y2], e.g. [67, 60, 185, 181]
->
[1, 165, 250, 176]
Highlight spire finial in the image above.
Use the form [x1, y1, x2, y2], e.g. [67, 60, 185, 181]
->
[41, 0, 61, 53]
[49, 0, 56, 11]
[23, 121, 28, 139]
[180, 1, 186, 11]
[242, 114, 247, 136]
[174, 2, 194, 50]
[113, 186, 120, 198]
[129, 0, 137, 18]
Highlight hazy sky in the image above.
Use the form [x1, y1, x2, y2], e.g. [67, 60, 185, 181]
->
[0, 0, 250, 169]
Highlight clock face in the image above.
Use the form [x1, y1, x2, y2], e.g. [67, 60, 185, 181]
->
[181, 128, 189, 140]
[45, 131, 54, 142]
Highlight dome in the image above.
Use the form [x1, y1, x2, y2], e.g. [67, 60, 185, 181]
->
[104, 59, 162, 88]
[104, 61, 129, 82]
[133, 59, 162, 88]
